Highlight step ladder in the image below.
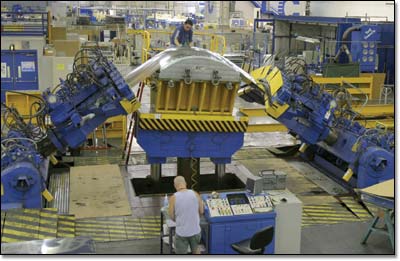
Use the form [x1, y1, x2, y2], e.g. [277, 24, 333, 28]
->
[122, 81, 145, 165]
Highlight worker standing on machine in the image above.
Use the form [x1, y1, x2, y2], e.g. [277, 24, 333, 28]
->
[169, 176, 204, 254]
[170, 19, 193, 47]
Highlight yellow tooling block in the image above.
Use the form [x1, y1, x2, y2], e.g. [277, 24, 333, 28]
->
[139, 113, 248, 132]
[154, 81, 240, 115]
[250, 65, 272, 80]
[120, 98, 140, 114]
[249, 66, 290, 118]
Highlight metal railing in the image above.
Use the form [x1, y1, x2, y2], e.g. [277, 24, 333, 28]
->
[1, 11, 50, 38]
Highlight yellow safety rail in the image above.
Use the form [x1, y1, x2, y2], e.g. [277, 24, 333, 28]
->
[129, 29, 226, 63]
[210, 34, 226, 55]
[239, 105, 394, 132]
[127, 29, 151, 63]
[311, 75, 374, 99]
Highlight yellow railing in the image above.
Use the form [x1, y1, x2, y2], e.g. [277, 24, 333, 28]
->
[128, 29, 226, 63]
[311, 75, 374, 99]
[127, 29, 151, 63]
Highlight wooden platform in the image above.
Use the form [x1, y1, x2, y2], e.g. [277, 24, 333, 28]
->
[69, 164, 131, 219]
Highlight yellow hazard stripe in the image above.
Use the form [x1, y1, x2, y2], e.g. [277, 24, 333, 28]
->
[59, 215, 75, 220]
[57, 233, 75, 238]
[141, 227, 160, 231]
[57, 227, 75, 233]
[1, 236, 27, 243]
[58, 220, 75, 226]
[180, 119, 193, 132]
[304, 213, 358, 218]
[139, 118, 247, 132]
[5, 214, 40, 224]
[304, 209, 351, 213]
[153, 119, 166, 130]
[2, 228, 39, 239]
[304, 216, 359, 221]
[39, 212, 58, 219]
[5, 220, 56, 234]
[75, 223, 134, 230]
[303, 205, 344, 210]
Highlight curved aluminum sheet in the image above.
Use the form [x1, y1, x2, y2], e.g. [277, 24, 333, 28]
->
[1, 237, 95, 254]
[123, 47, 257, 87]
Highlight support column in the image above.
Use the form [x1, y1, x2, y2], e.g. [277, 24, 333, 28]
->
[215, 163, 226, 188]
[177, 158, 200, 191]
[150, 163, 161, 183]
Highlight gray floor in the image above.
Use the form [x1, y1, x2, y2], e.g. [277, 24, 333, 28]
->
[301, 221, 393, 254]
[94, 220, 394, 255]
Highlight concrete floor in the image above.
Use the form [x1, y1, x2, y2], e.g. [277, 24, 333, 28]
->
[67, 135, 395, 255]
[94, 220, 393, 254]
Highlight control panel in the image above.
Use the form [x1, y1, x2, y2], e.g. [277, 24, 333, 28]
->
[248, 195, 274, 213]
[206, 198, 233, 217]
[230, 204, 253, 215]
[204, 192, 274, 217]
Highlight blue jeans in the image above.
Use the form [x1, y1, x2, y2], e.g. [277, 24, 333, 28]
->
[175, 233, 201, 254]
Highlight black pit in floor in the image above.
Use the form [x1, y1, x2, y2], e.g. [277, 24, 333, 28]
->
[131, 173, 245, 196]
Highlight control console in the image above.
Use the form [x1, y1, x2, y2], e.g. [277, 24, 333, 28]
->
[248, 195, 274, 213]
[206, 198, 233, 217]
[204, 192, 274, 217]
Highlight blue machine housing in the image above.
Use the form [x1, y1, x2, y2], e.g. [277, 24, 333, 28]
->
[274, 74, 337, 145]
[270, 71, 394, 188]
[137, 130, 244, 164]
[350, 25, 380, 72]
[311, 118, 394, 188]
[240, 68, 394, 189]
[41, 51, 136, 154]
[1, 130, 48, 210]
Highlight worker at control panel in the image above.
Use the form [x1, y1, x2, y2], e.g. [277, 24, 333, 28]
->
[168, 176, 204, 254]
[170, 19, 193, 47]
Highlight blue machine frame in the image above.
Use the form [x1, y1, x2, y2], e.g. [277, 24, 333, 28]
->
[1, 130, 49, 210]
[136, 130, 244, 164]
[238, 67, 394, 189]
[1, 48, 139, 210]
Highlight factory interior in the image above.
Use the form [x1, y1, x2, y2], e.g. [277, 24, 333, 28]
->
[0, 0, 396, 256]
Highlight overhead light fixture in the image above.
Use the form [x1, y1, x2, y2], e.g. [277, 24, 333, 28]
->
[295, 36, 320, 44]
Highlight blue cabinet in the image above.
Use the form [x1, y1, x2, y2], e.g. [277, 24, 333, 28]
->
[350, 25, 380, 72]
[1, 50, 39, 102]
[209, 219, 275, 254]
[203, 192, 276, 254]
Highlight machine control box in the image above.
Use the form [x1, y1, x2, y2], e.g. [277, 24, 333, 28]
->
[206, 198, 233, 217]
[248, 195, 274, 213]
[204, 192, 273, 217]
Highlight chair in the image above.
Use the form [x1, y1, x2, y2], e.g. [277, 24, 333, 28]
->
[231, 226, 274, 254]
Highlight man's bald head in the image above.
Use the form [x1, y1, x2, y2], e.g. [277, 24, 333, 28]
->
[174, 176, 187, 190]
